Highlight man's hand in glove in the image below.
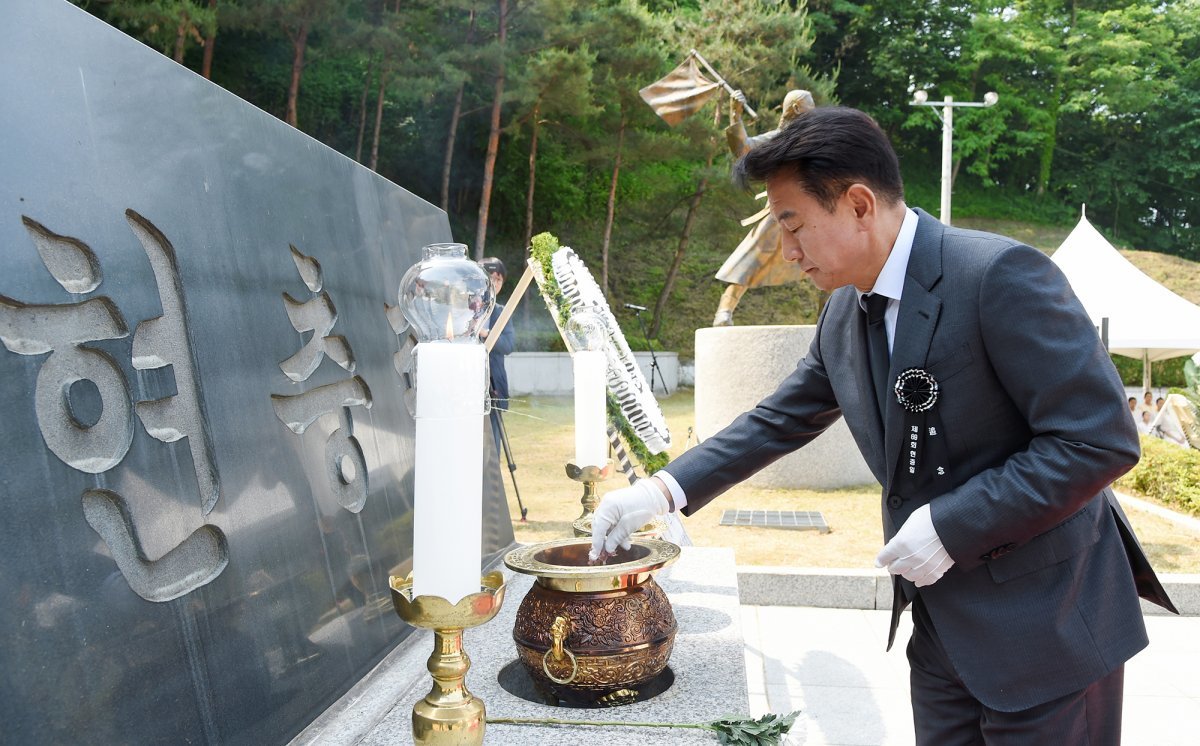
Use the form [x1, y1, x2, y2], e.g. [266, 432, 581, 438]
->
[588, 478, 671, 563]
[875, 504, 954, 587]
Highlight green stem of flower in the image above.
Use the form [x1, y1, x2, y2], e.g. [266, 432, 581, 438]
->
[487, 716, 709, 730]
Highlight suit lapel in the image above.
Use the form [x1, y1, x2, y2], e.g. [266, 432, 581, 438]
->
[883, 210, 944, 492]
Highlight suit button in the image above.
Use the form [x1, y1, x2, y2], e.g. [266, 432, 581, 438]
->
[982, 543, 1018, 561]
[887, 495, 904, 509]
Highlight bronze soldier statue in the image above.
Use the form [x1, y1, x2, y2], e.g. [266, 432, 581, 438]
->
[713, 89, 816, 326]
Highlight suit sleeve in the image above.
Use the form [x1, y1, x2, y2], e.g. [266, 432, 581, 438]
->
[489, 305, 515, 356]
[665, 303, 844, 516]
[930, 244, 1141, 570]
[494, 314, 516, 356]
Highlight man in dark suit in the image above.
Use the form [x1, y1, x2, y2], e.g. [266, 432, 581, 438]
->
[590, 107, 1175, 743]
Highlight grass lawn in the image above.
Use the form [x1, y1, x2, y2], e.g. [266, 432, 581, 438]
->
[499, 390, 1200, 573]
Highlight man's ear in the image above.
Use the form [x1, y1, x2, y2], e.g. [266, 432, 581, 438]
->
[845, 183, 876, 221]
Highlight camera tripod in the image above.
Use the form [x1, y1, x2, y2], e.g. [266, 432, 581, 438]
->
[490, 406, 527, 521]
[625, 304, 670, 396]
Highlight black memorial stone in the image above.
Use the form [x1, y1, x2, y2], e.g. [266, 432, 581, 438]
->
[0, 1, 514, 742]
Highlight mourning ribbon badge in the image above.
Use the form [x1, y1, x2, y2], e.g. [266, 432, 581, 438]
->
[894, 368, 950, 491]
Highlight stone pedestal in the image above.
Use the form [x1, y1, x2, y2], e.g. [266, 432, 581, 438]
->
[695, 326, 875, 489]
[294, 547, 752, 745]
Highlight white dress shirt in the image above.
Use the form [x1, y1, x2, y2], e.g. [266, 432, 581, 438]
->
[856, 207, 918, 354]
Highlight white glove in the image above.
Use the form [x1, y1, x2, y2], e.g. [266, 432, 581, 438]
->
[588, 479, 669, 562]
[875, 504, 954, 587]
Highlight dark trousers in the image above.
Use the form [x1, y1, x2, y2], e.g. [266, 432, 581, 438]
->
[908, 597, 1125, 745]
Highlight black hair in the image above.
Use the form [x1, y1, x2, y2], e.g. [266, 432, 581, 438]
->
[733, 107, 904, 211]
[480, 257, 506, 278]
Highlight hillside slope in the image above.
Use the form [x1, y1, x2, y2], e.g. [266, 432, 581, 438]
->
[523, 217, 1199, 361]
[955, 217, 1200, 305]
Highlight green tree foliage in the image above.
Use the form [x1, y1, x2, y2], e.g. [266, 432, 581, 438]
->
[1062, 0, 1200, 258]
[75, 0, 1200, 347]
[803, 0, 977, 131]
[576, 0, 671, 291]
[224, 0, 345, 127]
[101, 0, 218, 63]
[506, 44, 600, 250]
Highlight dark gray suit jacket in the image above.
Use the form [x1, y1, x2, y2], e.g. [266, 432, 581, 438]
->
[667, 208, 1175, 711]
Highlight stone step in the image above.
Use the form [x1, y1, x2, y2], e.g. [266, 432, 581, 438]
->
[736, 566, 1200, 616]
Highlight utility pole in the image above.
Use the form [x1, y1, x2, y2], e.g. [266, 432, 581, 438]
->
[910, 90, 999, 225]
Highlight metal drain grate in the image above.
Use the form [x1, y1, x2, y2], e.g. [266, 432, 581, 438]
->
[719, 509, 830, 533]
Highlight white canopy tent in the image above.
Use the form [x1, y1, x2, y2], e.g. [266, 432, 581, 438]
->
[1051, 210, 1200, 390]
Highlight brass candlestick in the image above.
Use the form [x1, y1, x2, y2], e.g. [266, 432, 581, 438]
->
[566, 459, 614, 531]
[389, 571, 506, 745]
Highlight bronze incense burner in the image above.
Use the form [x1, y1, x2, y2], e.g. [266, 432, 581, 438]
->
[503, 538, 680, 705]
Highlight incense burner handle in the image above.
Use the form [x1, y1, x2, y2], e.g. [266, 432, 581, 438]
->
[541, 615, 579, 685]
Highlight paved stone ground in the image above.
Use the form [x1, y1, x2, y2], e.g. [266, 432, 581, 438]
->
[298, 491, 1199, 745]
[742, 605, 1200, 745]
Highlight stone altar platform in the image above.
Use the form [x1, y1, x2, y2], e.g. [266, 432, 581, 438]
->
[695, 326, 874, 489]
[294, 546, 755, 745]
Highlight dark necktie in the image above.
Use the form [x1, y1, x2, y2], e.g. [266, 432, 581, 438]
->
[864, 293, 891, 414]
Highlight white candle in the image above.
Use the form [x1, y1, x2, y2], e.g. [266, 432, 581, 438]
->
[412, 341, 487, 604]
[573, 349, 608, 468]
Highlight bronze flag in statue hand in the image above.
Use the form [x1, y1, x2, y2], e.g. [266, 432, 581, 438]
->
[639, 55, 721, 126]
